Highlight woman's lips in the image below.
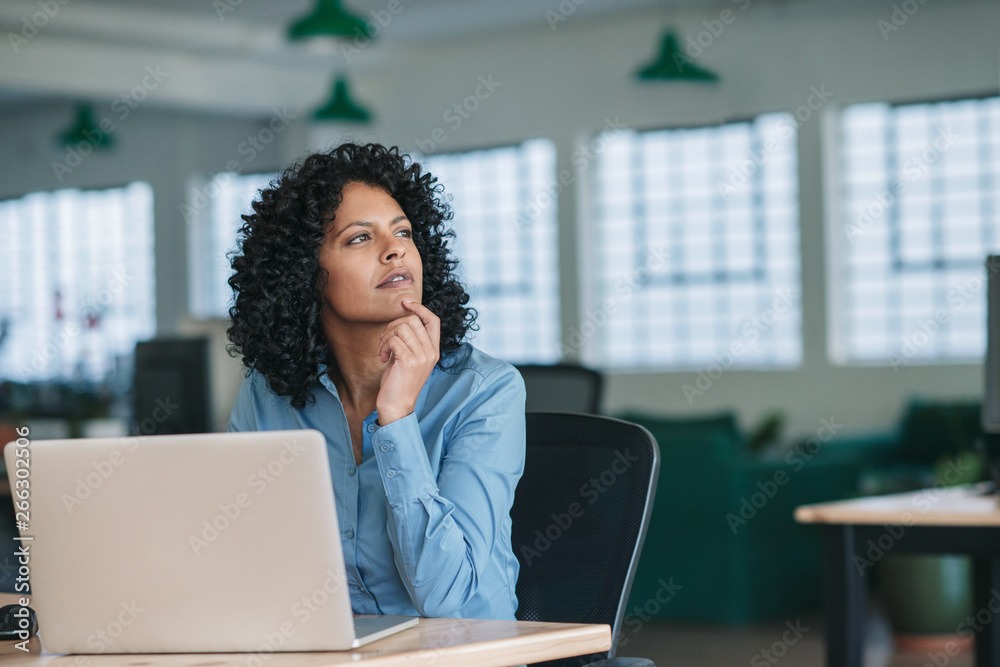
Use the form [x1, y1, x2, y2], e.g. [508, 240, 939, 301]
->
[377, 277, 414, 289]
[377, 267, 413, 287]
[377, 275, 413, 289]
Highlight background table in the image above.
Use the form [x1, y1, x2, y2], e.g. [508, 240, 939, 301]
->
[0, 593, 610, 667]
[795, 483, 1000, 667]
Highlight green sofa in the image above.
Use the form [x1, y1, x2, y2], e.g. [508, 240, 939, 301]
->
[618, 411, 868, 623]
[618, 400, 995, 624]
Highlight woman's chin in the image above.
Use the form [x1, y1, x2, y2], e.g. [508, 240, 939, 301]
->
[392, 290, 420, 307]
[385, 296, 416, 317]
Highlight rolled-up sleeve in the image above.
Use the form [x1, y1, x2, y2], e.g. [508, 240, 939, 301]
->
[370, 365, 525, 618]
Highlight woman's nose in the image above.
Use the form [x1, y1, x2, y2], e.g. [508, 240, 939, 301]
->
[382, 235, 405, 262]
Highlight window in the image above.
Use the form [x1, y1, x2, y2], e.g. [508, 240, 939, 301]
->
[589, 114, 801, 369]
[0, 182, 155, 383]
[423, 139, 560, 363]
[835, 95, 1000, 365]
[187, 171, 276, 319]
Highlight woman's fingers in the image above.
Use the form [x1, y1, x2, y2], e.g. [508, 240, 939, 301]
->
[379, 317, 424, 358]
[375, 306, 441, 423]
[403, 301, 441, 345]
[379, 302, 441, 363]
[386, 326, 427, 366]
[402, 300, 440, 331]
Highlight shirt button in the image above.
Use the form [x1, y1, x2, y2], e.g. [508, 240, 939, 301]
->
[386, 469, 396, 479]
[348, 467, 357, 476]
[346, 528, 355, 539]
[366, 424, 375, 433]
[380, 444, 392, 452]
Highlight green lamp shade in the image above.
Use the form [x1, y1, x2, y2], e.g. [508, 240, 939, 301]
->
[635, 31, 719, 82]
[314, 77, 373, 123]
[289, 0, 370, 40]
[58, 104, 114, 149]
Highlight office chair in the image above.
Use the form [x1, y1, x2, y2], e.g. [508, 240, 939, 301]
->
[512, 412, 660, 667]
[132, 337, 211, 435]
[514, 364, 604, 414]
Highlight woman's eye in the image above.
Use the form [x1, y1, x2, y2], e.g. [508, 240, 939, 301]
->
[348, 233, 370, 244]
[395, 228, 412, 238]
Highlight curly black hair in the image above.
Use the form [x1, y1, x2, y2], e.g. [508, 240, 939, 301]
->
[226, 143, 476, 409]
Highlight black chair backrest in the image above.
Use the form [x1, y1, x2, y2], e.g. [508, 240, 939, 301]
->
[133, 337, 211, 435]
[515, 364, 603, 414]
[511, 412, 660, 667]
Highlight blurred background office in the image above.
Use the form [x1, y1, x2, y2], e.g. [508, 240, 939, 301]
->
[0, 0, 998, 663]
[0, 0, 995, 439]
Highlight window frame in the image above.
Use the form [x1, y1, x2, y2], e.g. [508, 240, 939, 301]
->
[186, 170, 279, 321]
[829, 91, 1000, 367]
[418, 137, 562, 364]
[0, 181, 156, 385]
[582, 113, 804, 372]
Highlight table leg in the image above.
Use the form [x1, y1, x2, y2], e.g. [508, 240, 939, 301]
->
[824, 525, 866, 667]
[973, 557, 1000, 667]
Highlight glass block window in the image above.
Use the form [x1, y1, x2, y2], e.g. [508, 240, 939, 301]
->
[0, 182, 155, 382]
[187, 172, 276, 319]
[590, 114, 801, 369]
[836, 95, 1000, 365]
[423, 139, 560, 363]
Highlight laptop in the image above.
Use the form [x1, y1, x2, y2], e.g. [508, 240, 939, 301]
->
[2, 429, 417, 654]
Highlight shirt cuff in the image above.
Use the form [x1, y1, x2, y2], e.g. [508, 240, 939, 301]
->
[371, 413, 437, 503]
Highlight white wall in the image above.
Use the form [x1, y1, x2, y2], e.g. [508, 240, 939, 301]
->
[2, 0, 998, 439]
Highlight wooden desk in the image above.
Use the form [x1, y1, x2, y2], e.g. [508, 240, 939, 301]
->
[796, 483, 1000, 667]
[0, 593, 610, 667]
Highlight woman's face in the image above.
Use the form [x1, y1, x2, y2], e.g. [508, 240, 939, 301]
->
[318, 181, 423, 330]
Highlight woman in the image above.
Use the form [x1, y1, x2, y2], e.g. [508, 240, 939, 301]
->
[226, 143, 525, 621]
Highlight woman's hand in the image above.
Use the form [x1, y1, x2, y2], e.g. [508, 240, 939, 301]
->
[376, 300, 441, 424]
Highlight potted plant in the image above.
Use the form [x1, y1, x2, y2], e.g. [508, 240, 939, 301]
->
[875, 401, 992, 653]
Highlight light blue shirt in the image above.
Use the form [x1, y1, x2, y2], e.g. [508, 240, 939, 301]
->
[228, 343, 525, 620]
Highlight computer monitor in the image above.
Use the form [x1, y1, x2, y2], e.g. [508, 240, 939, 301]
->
[132, 337, 211, 435]
[979, 256, 1000, 493]
[984, 256, 1000, 433]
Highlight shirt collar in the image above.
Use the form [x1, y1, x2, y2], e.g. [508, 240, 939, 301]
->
[315, 363, 341, 398]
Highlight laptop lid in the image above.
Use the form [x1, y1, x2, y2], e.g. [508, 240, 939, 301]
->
[4, 429, 387, 654]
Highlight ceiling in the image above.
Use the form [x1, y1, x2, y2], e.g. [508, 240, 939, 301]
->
[0, 0, 682, 115]
[71, 0, 688, 42]
[1, 0, 976, 116]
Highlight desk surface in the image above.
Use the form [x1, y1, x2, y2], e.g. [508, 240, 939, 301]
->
[796, 484, 1000, 667]
[0, 594, 610, 667]
[795, 483, 1000, 527]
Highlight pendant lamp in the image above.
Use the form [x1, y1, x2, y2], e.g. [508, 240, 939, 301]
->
[635, 30, 719, 82]
[314, 76, 372, 123]
[288, 0, 371, 41]
[58, 104, 114, 149]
